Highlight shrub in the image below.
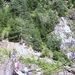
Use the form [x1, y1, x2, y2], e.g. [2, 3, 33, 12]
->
[67, 0, 73, 8]
[46, 32, 61, 51]
[8, 17, 42, 51]
[32, 38, 42, 51]
[53, 51, 63, 61]
[72, 0, 75, 7]
[0, 0, 4, 8]
[0, 8, 12, 40]
[8, 17, 21, 42]
[53, 51, 72, 66]
[33, 9, 58, 41]
[26, 0, 38, 11]
[9, 0, 29, 19]
[20, 20, 42, 51]
[52, 0, 68, 16]
[40, 43, 53, 57]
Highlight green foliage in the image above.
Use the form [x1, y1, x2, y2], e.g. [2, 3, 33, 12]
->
[72, 0, 75, 7]
[53, 51, 66, 61]
[0, 48, 9, 60]
[37, 60, 62, 73]
[26, 0, 38, 11]
[8, 17, 42, 51]
[18, 20, 42, 51]
[0, 8, 12, 40]
[31, 38, 42, 51]
[2, 26, 11, 39]
[0, 9, 9, 28]
[19, 56, 36, 64]
[38, 0, 51, 10]
[0, 0, 4, 8]
[40, 43, 53, 57]
[33, 9, 58, 40]
[70, 21, 75, 38]
[53, 51, 72, 66]
[0, 48, 9, 63]
[9, 0, 29, 19]
[67, 0, 73, 8]
[8, 17, 23, 42]
[52, 0, 68, 16]
[19, 57, 62, 74]
[0, 0, 74, 67]
[0, 48, 9, 56]
[64, 0, 75, 8]
[26, 0, 51, 11]
[46, 33, 61, 51]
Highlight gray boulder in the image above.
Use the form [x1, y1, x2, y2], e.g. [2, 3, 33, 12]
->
[0, 60, 15, 75]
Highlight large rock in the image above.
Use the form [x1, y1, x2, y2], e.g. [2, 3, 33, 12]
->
[0, 60, 14, 75]
[54, 17, 75, 49]
[54, 70, 74, 75]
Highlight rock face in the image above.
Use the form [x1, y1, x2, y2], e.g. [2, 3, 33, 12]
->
[0, 39, 41, 57]
[0, 60, 14, 75]
[53, 17, 75, 75]
[54, 70, 74, 75]
[63, 50, 75, 65]
[0, 59, 43, 75]
[54, 17, 75, 49]
[54, 50, 75, 75]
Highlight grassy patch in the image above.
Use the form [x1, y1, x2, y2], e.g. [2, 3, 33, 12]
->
[19, 56, 63, 74]
[36, 60, 63, 74]
[0, 48, 9, 63]
[19, 56, 36, 64]
[0, 48, 9, 56]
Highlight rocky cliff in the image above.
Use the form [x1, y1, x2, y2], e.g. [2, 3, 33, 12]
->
[54, 17, 75, 49]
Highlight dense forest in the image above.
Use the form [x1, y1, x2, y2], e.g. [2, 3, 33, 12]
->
[0, 0, 75, 74]
[0, 0, 75, 55]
